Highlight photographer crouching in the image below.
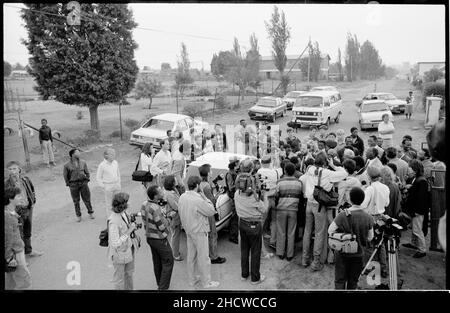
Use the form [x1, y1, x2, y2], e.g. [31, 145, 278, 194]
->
[141, 185, 174, 290]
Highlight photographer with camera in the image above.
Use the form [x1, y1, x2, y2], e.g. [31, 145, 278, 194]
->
[225, 156, 241, 244]
[108, 192, 141, 290]
[141, 186, 174, 290]
[328, 187, 374, 289]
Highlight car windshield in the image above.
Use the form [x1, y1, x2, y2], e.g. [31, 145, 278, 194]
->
[285, 92, 302, 98]
[257, 99, 277, 107]
[361, 102, 388, 112]
[143, 119, 174, 130]
[311, 87, 334, 91]
[294, 96, 323, 108]
[379, 94, 397, 100]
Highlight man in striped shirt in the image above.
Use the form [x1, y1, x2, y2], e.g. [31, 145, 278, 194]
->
[141, 185, 174, 290]
[274, 162, 303, 261]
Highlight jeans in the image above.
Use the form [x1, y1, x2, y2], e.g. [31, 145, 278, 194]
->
[322, 209, 337, 264]
[302, 200, 327, 264]
[239, 220, 262, 282]
[41, 140, 54, 164]
[5, 250, 32, 290]
[263, 196, 276, 234]
[334, 252, 363, 290]
[208, 216, 219, 260]
[269, 207, 277, 245]
[412, 214, 426, 253]
[113, 257, 134, 290]
[104, 184, 121, 219]
[147, 237, 174, 290]
[186, 232, 211, 286]
[276, 210, 297, 258]
[69, 182, 93, 217]
[17, 206, 33, 254]
[228, 200, 239, 241]
[170, 223, 182, 258]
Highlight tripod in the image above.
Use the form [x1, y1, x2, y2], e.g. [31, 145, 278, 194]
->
[360, 231, 401, 290]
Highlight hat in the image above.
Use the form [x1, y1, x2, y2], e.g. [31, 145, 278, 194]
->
[229, 156, 240, 163]
[261, 155, 272, 164]
[325, 140, 337, 149]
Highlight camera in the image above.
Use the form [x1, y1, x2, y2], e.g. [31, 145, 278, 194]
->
[130, 212, 142, 229]
[212, 173, 224, 185]
[157, 199, 168, 206]
[257, 173, 269, 191]
[374, 214, 403, 241]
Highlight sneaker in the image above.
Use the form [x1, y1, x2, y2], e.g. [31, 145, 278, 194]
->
[413, 252, 426, 258]
[26, 250, 43, 258]
[250, 275, 266, 285]
[211, 257, 226, 264]
[311, 262, 324, 272]
[203, 281, 220, 288]
[402, 243, 419, 250]
[240, 276, 248, 281]
[174, 255, 184, 261]
[76, 216, 82, 222]
[262, 253, 274, 259]
[89, 213, 95, 219]
[277, 254, 285, 260]
[302, 261, 311, 268]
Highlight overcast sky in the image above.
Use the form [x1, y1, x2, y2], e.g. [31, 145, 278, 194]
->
[3, 3, 446, 70]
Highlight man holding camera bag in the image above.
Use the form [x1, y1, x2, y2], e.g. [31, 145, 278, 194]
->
[328, 187, 374, 289]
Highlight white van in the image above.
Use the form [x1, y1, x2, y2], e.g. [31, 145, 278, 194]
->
[291, 90, 343, 128]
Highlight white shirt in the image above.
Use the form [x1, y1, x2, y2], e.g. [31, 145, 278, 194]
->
[96, 159, 120, 188]
[140, 153, 153, 171]
[303, 165, 348, 202]
[367, 157, 383, 169]
[378, 121, 395, 140]
[151, 149, 172, 176]
[361, 181, 390, 215]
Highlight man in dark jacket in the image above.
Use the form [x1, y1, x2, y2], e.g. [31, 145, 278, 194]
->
[38, 118, 55, 167]
[5, 161, 43, 257]
[350, 127, 364, 156]
[63, 149, 94, 222]
[225, 157, 240, 244]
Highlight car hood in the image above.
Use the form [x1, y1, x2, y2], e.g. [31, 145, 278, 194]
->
[283, 98, 297, 102]
[386, 99, 406, 106]
[249, 105, 276, 113]
[131, 127, 167, 139]
[360, 110, 392, 120]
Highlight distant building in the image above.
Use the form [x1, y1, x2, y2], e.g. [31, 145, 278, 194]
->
[10, 70, 30, 78]
[417, 61, 445, 78]
[259, 54, 330, 81]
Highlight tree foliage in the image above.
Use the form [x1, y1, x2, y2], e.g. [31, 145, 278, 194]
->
[4, 61, 12, 76]
[265, 6, 291, 75]
[13, 63, 25, 70]
[298, 41, 321, 82]
[359, 40, 384, 79]
[134, 77, 163, 109]
[344, 33, 360, 81]
[424, 68, 444, 82]
[175, 42, 194, 98]
[161, 62, 171, 71]
[384, 66, 399, 79]
[337, 48, 344, 81]
[21, 3, 139, 131]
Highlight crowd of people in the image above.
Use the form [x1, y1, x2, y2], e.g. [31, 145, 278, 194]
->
[4, 116, 447, 291]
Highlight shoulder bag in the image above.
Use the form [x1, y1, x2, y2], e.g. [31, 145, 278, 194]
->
[132, 154, 153, 182]
[328, 209, 358, 254]
[313, 167, 339, 211]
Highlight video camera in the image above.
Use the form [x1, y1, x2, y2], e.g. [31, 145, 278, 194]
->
[257, 173, 269, 191]
[374, 214, 403, 241]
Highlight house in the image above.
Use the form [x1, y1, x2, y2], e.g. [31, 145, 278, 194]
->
[10, 70, 30, 79]
[259, 53, 330, 80]
[417, 62, 445, 79]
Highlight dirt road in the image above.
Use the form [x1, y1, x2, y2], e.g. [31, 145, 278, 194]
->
[14, 78, 445, 290]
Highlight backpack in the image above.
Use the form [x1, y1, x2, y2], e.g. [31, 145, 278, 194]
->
[236, 172, 256, 196]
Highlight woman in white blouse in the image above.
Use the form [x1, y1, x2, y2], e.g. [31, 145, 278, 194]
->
[140, 142, 155, 189]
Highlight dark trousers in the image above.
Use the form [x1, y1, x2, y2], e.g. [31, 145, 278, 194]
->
[334, 252, 363, 290]
[69, 182, 93, 217]
[228, 200, 239, 241]
[239, 220, 262, 282]
[17, 206, 33, 254]
[147, 237, 174, 290]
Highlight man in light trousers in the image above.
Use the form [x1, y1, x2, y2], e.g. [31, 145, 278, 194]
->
[96, 148, 121, 219]
[38, 118, 55, 166]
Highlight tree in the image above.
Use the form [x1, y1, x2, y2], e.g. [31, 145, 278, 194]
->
[337, 48, 343, 81]
[359, 40, 384, 79]
[210, 50, 235, 81]
[4, 61, 12, 77]
[265, 5, 291, 93]
[384, 66, 399, 79]
[13, 62, 25, 70]
[310, 41, 321, 82]
[344, 33, 361, 81]
[424, 68, 444, 82]
[161, 62, 171, 71]
[21, 3, 139, 132]
[134, 77, 163, 109]
[174, 42, 194, 99]
[245, 33, 261, 91]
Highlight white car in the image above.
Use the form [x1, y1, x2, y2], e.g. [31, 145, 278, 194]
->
[184, 152, 256, 231]
[361, 92, 407, 114]
[282, 91, 307, 110]
[310, 86, 338, 92]
[358, 100, 394, 130]
[129, 113, 208, 148]
[248, 96, 286, 122]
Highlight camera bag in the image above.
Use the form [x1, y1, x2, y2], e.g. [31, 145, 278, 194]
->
[328, 209, 358, 254]
[132, 155, 153, 182]
[99, 220, 110, 247]
[4, 254, 18, 273]
[313, 168, 338, 211]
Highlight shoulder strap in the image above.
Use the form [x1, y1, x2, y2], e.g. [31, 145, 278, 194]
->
[344, 209, 354, 235]
[135, 154, 141, 171]
[317, 168, 323, 187]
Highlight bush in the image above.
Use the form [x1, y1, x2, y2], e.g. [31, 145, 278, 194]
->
[422, 82, 445, 107]
[214, 95, 228, 110]
[124, 118, 140, 131]
[110, 130, 121, 138]
[76, 111, 83, 120]
[197, 87, 212, 97]
[182, 102, 206, 118]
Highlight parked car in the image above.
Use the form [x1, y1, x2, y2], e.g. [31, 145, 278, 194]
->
[310, 86, 338, 92]
[358, 92, 406, 114]
[248, 96, 286, 122]
[282, 91, 307, 110]
[358, 100, 394, 130]
[291, 90, 343, 128]
[184, 152, 256, 231]
[129, 113, 208, 148]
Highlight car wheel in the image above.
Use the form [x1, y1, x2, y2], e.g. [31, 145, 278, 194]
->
[334, 113, 341, 123]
